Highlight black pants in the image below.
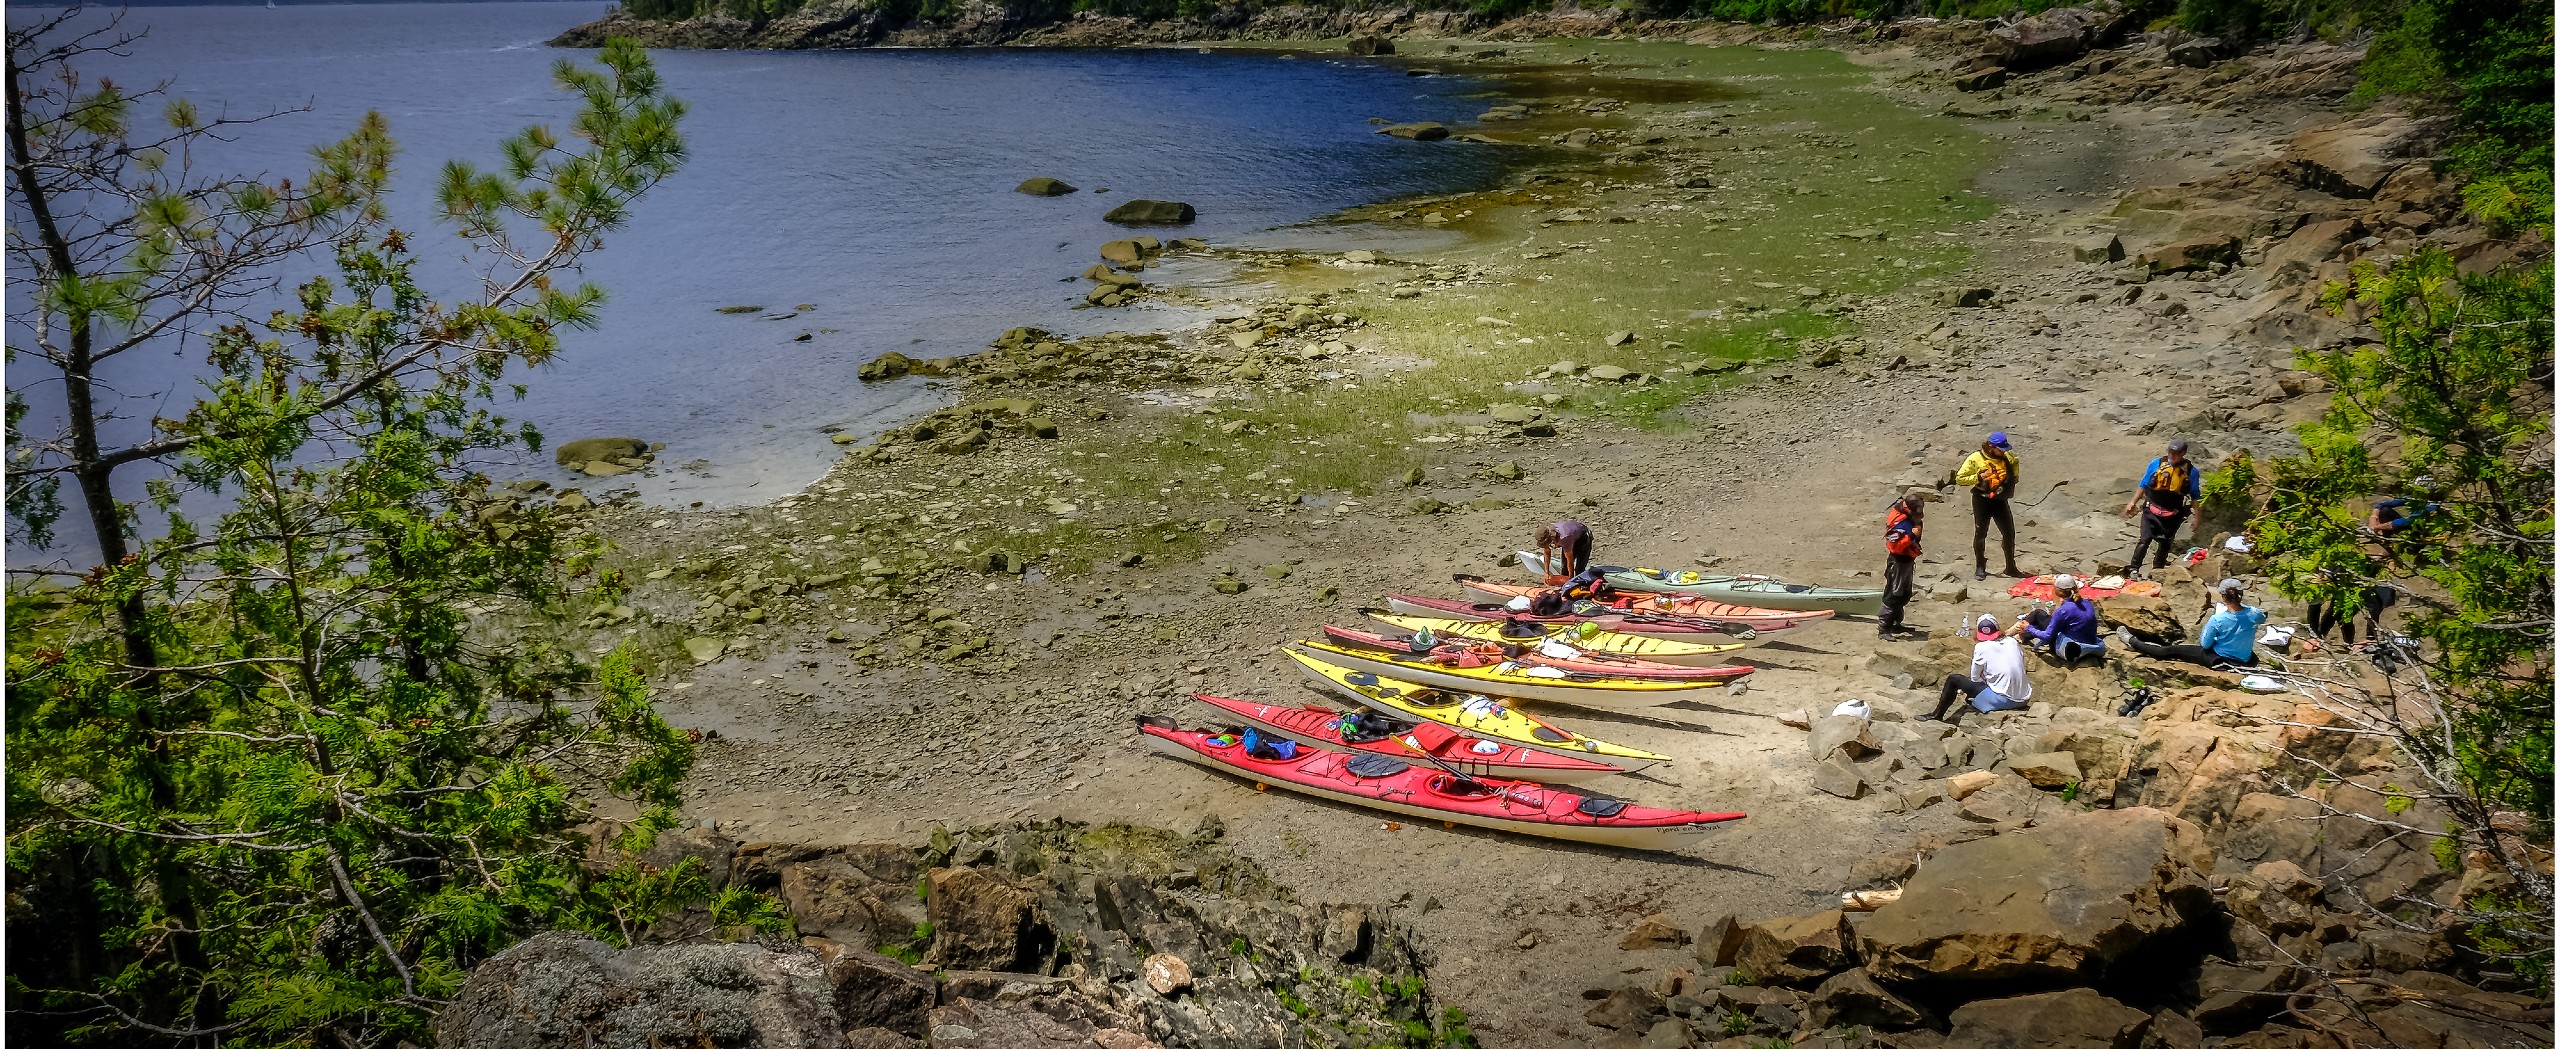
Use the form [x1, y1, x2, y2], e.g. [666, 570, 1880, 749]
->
[1972, 493, 2016, 571]
[2130, 509, 2188, 571]
[2307, 586, 2396, 644]
[1880, 553, 1916, 633]
[1928, 675, 1998, 724]
[2125, 637, 2254, 669]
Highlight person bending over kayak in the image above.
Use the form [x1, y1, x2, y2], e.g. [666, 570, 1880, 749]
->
[1922, 613, 2032, 724]
[1956, 431, 2023, 581]
[2122, 438, 2201, 577]
[1878, 493, 1925, 640]
[1536, 520, 1594, 578]
[2021, 573, 2105, 665]
[2118, 577, 2265, 669]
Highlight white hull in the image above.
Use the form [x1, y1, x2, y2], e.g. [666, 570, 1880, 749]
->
[1289, 659, 1661, 773]
[1296, 645, 1704, 709]
[1191, 699, 1626, 787]
[1147, 737, 1722, 851]
[1379, 596, 1748, 646]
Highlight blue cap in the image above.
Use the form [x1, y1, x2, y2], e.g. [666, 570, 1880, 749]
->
[1987, 431, 2010, 448]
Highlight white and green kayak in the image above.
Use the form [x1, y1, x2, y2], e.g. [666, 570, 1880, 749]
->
[1515, 550, 1885, 616]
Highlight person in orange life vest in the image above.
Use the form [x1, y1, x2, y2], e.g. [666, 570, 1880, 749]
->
[2122, 438, 2202, 575]
[1879, 492, 1925, 640]
[1536, 520, 1594, 578]
[1955, 431, 2023, 581]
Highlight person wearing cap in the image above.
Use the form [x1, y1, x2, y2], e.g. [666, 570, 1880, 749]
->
[2118, 577, 2266, 668]
[2122, 439, 2203, 576]
[2021, 574, 2105, 665]
[1922, 612, 2032, 724]
[1955, 432, 2023, 581]
[1878, 492, 1925, 640]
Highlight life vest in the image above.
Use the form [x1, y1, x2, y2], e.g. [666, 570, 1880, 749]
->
[2144, 458, 2198, 515]
[1884, 503, 1921, 558]
[1973, 452, 2015, 498]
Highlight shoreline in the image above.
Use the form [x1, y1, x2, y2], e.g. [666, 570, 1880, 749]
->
[533, 19, 2542, 1043]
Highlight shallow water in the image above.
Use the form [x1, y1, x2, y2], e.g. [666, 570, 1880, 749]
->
[7, 2, 1529, 561]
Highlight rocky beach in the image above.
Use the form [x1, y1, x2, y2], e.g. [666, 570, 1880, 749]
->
[16, 2, 2537, 1045]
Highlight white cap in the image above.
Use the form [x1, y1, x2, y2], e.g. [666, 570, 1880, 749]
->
[2052, 573, 2079, 590]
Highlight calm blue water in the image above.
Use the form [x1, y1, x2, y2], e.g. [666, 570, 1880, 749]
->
[9, 2, 1519, 562]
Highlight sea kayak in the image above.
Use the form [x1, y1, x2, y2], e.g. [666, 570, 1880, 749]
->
[1456, 578, 1835, 629]
[1362, 612, 1745, 667]
[1286, 651, 1665, 772]
[1292, 640, 1737, 710]
[1317, 626, 1753, 684]
[1516, 550, 1886, 615]
[1140, 719, 1743, 851]
[1186, 693, 1625, 786]
[1382, 594, 1792, 645]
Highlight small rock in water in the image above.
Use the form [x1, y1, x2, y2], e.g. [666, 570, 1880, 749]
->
[1015, 176, 1078, 196]
[684, 637, 725, 663]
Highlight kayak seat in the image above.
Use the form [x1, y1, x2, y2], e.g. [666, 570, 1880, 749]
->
[1345, 754, 1405, 779]
[1529, 727, 1569, 743]
[1406, 689, 1459, 708]
[1574, 796, 1629, 818]
[1425, 774, 1499, 800]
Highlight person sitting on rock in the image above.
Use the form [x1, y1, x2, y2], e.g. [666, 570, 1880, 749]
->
[2021, 574, 2105, 665]
[2117, 577, 2265, 669]
[2368, 482, 2438, 538]
[1922, 613, 2032, 725]
[1536, 519, 1594, 578]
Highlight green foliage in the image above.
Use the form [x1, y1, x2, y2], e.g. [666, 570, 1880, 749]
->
[1438, 1007, 1480, 1049]
[3, 34, 727, 1049]
[2198, 449, 2259, 535]
[1722, 1008, 1754, 1034]
[1726, 968, 1756, 985]
[2059, 781, 2082, 803]
[2250, 246, 2552, 982]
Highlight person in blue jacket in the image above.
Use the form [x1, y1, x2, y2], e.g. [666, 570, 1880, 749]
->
[2022, 573, 2106, 665]
[2117, 577, 2266, 668]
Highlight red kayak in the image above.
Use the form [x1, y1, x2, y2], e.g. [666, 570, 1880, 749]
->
[1318, 625, 1752, 683]
[1383, 593, 1794, 644]
[1187, 693, 1626, 786]
[1456, 578, 1836, 628]
[1140, 718, 1744, 851]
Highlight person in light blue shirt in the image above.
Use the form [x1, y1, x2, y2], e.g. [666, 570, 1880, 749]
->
[2118, 577, 2265, 668]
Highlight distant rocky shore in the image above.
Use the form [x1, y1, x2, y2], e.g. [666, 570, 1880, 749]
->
[552, 1, 1704, 51]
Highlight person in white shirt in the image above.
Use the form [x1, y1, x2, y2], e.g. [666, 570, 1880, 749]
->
[1922, 613, 2033, 724]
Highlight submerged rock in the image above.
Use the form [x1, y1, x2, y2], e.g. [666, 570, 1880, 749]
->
[1014, 176, 1077, 196]
[1103, 199, 1196, 225]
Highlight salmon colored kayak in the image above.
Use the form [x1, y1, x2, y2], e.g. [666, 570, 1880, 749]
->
[1186, 693, 1625, 786]
[1456, 577, 1835, 628]
[1382, 593, 1794, 644]
[1139, 718, 1744, 851]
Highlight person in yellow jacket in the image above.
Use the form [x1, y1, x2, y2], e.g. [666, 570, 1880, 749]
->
[1955, 431, 2022, 581]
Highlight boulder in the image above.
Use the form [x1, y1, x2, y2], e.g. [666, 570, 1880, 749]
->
[1585, 985, 1667, 1031]
[1098, 237, 1161, 267]
[1944, 769, 1999, 800]
[1346, 33, 1395, 56]
[554, 436, 647, 466]
[1954, 66, 2008, 92]
[2285, 116, 2435, 197]
[434, 932, 841, 1049]
[1946, 988, 2152, 1049]
[1812, 753, 1868, 800]
[1733, 909, 1851, 985]
[1810, 715, 1882, 761]
[1858, 808, 2214, 985]
[806, 939, 936, 1036]
[1805, 969, 1930, 1030]
[2097, 596, 2182, 641]
[924, 867, 1046, 971]
[2264, 218, 2365, 275]
[1695, 915, 1745, 968]
[1141, 952, 1192, 996]
[1988, 5, 2123, 69]
[1014, 177, 1077, 196]
[1103, 199, 1196, 225]
[1378, 122, 1450, 141]
[1621, 913, 1692, 950]
[2070, 233, 2125, 263]
[2166, 36, 2226, 67]
[2139, 236, 2240, 274]
[2009, 751, 2082, 788]
[859, 351, 919, 383]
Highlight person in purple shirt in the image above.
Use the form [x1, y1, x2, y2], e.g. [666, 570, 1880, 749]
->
[2021, 574, 2106, 666]
[1536, 520, 1594, 577]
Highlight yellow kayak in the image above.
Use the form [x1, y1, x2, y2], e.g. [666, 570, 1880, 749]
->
[1364, 612, 1745, 666]
[1286, 651, 1666, 773]
[1292, 641, 1727, 709]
